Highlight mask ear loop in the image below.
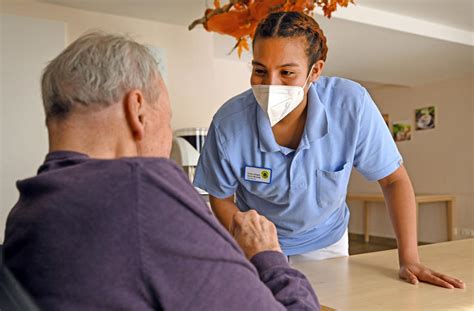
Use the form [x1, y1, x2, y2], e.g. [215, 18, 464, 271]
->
[303, 64, 316, 89]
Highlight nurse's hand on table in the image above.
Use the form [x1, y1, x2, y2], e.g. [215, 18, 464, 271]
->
[399, 262, 465, 289]
[229, 210, 282, 260]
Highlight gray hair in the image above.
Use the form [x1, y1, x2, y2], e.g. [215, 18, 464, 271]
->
[41, 31, 161, 121]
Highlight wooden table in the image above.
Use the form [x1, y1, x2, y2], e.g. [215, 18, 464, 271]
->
[346, 193, 455, 242]
[293, 239, 473, 310]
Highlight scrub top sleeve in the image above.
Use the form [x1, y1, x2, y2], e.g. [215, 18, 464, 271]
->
[193, 122, 238, 198]
[353, 89, 403, 181]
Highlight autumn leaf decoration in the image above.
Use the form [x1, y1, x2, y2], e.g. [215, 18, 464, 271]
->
[189, 0, 354, 58]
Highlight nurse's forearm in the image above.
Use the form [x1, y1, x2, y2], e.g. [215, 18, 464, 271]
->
[379, 166, 420, 266]
[209, 194, 239, 231]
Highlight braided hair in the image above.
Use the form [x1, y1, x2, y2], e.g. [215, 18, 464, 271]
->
[253, 12, 328, 72]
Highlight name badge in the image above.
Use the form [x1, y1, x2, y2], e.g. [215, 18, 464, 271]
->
[244, 166, 272, 184]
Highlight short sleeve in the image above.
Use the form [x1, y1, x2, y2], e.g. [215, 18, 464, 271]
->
[353, 89, 403, 181]
[193, 122, 238, 198]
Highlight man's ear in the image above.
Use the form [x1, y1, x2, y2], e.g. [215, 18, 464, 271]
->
[311, 60, 325, 82]
[124, 90, 146, 141]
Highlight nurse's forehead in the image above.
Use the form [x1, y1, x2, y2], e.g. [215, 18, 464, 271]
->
[252, 37, 308, 67]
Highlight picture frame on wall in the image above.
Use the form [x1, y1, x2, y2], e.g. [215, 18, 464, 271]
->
[393, 121, 412, 142]
[382, 113, 391, 131]
[415, 106, 436, 130]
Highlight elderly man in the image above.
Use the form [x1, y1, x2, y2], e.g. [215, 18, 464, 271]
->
[3, 32, 319, 310]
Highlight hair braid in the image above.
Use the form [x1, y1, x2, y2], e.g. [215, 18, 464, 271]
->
[253, 12, 328, 70]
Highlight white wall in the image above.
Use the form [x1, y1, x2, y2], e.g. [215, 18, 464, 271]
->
[350, 76, 474, 242]
[1, 13, 65, 241]
[0, 0, 251, 241]
[1, 0, 251, 130]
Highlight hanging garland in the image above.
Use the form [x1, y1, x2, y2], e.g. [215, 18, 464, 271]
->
[189, 0, 354, 57]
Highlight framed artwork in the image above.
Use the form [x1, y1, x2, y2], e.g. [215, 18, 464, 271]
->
[415, 106, 435, 130]
[382, 113, 391, 129]
[393, 121, 412, 142]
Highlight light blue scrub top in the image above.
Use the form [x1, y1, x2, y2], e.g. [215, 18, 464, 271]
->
[193, 76, 402, 255]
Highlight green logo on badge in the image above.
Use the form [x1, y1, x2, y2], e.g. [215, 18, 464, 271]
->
[261, 170, 270, 180]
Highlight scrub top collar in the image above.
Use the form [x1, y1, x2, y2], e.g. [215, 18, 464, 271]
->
[256, 82, 328, 155]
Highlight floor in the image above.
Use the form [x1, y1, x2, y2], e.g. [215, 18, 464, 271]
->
[349, 234, 398, 255]
[349, 234, 430, 255]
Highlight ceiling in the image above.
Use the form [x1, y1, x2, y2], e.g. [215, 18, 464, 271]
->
[42, 0, 207, 26]
[356, 0, 473, 32]
[42, 0, 474, 31]
[41, 0, 474, 87]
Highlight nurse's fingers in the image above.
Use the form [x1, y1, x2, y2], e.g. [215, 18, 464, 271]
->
[418, 273, 454, 289]
[400, 267, 419, 285]
[432, 272, 465, 289]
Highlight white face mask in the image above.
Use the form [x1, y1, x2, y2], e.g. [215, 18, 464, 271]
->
[252, 67, 314, 127]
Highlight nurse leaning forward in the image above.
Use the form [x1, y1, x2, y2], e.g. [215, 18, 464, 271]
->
[194, 11, 464, 289]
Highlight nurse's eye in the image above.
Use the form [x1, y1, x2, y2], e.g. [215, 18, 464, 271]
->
[281, 70, 294, 76]
[253, 68, 266, 75]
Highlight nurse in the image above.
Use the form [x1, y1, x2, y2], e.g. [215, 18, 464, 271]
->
[194, 11, 464, 289]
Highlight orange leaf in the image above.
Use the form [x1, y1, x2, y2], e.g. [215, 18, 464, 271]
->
[241, 38, 249, 51]
[206, 9, 251, 39]
[237, 38, 250, 58]
[214, 0, 221, 9]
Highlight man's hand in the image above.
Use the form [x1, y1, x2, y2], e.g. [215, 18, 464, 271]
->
[399, 262, 465, 289]
[229, 210, 282, 260]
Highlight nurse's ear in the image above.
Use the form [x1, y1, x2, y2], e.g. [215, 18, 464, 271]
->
[310, 60, 325, 83]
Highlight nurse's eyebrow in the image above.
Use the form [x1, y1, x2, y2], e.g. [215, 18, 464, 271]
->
[252, 61, 266, 67]
[251, 61, 300, 68]
[278, 63, 299, 68]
